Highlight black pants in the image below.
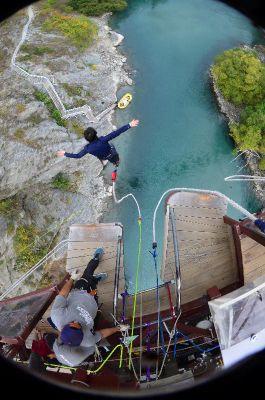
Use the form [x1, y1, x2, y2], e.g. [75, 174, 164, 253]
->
[106, 144, 120, 166]
[74, 258, 99, 292]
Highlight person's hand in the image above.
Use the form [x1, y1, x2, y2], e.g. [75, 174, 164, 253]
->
[118, 324, 130, 332]
[57, 150, 66, 157]
[129, 119, 139, 128]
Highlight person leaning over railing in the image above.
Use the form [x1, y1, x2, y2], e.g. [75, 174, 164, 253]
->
[50, 248, 128, 367]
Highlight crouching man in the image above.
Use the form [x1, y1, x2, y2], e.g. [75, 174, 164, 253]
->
[51, 248, 127, 367]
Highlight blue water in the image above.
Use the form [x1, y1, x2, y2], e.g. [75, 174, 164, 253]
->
[103, 0, 264, 293]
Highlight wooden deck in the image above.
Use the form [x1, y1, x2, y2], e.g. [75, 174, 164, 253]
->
[66, 223, 125, 320]
[161, 191, 238, 305]
[120, 282, 175, 322]
[241, 235, 265, 284]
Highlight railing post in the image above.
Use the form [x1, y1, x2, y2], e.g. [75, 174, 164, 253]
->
[169, 208, 181, 317]
[113, 236, 122, 322]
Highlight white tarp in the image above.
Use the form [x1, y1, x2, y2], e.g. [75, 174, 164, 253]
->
[209, 275, 265, 367]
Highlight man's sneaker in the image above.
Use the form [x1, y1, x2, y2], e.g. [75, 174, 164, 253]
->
[94, 272, 108, 283]
[70, 269, 82, 281]
[94, 248, 104, 261]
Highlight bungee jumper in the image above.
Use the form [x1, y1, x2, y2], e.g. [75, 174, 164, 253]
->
[57, 119, 139, 167]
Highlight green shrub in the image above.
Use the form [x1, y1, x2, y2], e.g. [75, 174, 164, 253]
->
[14, 225, 47, 273]
[42, 11, 98, 50]
[34, 90, 66, 126]
[68, 0, 127, 16]
[52, 172, 71, 190]
[258, 157, 265, 170]
[229, 102, 265, 152]
[212, 48, 265, 106]
[42, 0, 73, 14]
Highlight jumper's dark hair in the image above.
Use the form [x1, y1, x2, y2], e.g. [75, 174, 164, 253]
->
[84, 127, 98, 143]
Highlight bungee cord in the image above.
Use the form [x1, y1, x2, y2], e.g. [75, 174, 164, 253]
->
[111, 169, 142, 377]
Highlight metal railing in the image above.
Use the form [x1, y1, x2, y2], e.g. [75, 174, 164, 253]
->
[12, 5, 116, 124]
[169, 207, 181, 319]
[113, 236, 123, 322]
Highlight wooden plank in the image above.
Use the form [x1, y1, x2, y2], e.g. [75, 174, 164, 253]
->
[65, 223, 124, 317]
[68, 224, 123, 242]
[162, 191, 238, 305]
[171, 205, 226, 218]
[242, 243, 265, 263]
[168, 220, 228, 234]
[240, 236, 258, 252]
[167, 230, 229, 242]
[167, 192, 227, 211]
[240, 235, 265, 283]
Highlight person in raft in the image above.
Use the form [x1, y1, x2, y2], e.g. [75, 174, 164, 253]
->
[50, 248, 129, 367]
[57, 119, 139, 166]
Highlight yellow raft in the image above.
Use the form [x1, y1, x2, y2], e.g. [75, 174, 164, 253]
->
[117, 93, 132, 109]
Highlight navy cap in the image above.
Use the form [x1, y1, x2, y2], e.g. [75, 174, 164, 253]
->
[61, 324, 84, 346]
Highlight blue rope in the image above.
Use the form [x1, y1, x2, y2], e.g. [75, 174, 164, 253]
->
[173, 330, 178, 359]
[175, 330, 219, 354]
[150, 247, 166, 356]
[255, 219, 265, 233]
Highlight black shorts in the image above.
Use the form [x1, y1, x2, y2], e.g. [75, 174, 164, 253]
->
[107, 152, 120, 165]
[106, 144, 120, 165]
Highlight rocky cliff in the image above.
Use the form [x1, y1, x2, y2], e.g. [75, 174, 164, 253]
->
[0, 2, 131, 294]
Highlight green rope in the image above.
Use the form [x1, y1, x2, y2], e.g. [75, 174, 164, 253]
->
[129, 218, 142, 368]
[44, 344, 124, 374]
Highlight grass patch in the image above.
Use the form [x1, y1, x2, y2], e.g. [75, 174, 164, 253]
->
[52, 172, 71, 190]
[16, 103, 26, 113]
[68, 0, 127, 16]
[73, 98, 87, 107]
[12, 129, 41, 149]
[62, 82, 83, 96]
[70, 120, 84, 137]
[13, 128, 25, 140]
[0, 197, 19, 218]
[259, 157, 265, 171]
[7, 223, 15, 235]
[37, 272, 53, 288]
[88, 63, 97, 71]
[27, 113, 44, 125]
[14, 225, 48, 273]
[34, 90, 66, 127]
[42, 11, 98, 50]
[19, 44, 54, 61]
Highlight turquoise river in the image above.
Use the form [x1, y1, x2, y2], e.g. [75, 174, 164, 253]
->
[103, 0, 264, 292]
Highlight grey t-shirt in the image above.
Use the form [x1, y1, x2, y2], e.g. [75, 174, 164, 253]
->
[51, 290, 102, 366]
